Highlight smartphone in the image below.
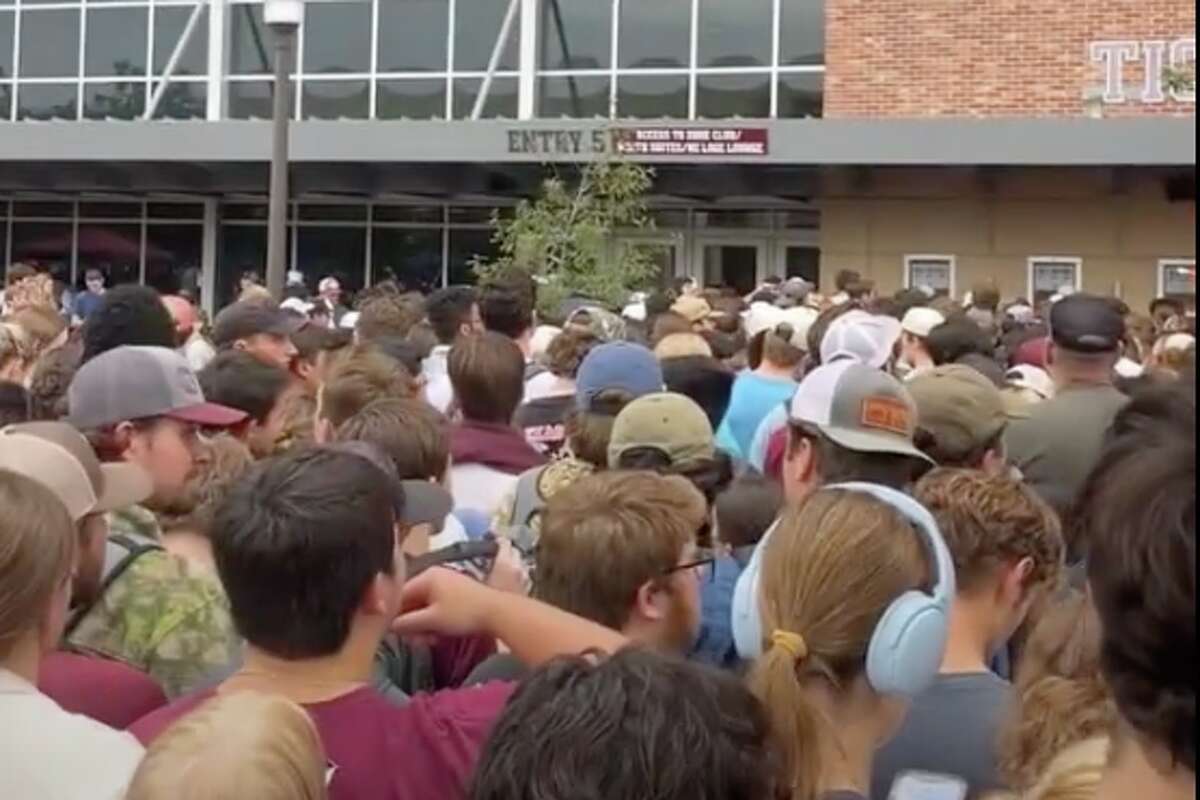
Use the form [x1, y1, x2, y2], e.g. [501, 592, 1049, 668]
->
[406, 540, 499, 579]
[888, 771, 968, 800]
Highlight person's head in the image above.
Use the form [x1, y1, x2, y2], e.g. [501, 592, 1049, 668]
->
[661, 355, 735, 432]
[479, 272, 536, 343]
[355, 292, 422, 343]
[126, 691, 328, 800]
[651, 310, 694, 345]
[315, 345, 417, 442]
[972, 283, 1001, 312]
[157, 434, 254, 542]
[80, 284, 176, 364]
[783, 361, 933, 503]
[212, 446, 404, 661]
[212, 302, 302, 370]
[335, 399, 450, 484]
[198, 352, 295, 458]
[1079, 379, 1195, 775]
[543, 327, 599, 380]
[820, 309, 903, 370]
[715, 473, 783, 551]
[82, 268, 105, 293]
[448, 331, 525, 424]
[0, 470, 76, 668]
[747, 486, 946, 799]
[915, 468, 1064, 648]
[926, 318, 995, 366]
[318, 276, 342, 304]
[537, 471, 709, 652]
[425, 286, 482, 345]
[671, 296, 717, 332]
[1046, 294, 1124, 388]
[1151, 296, 1186, 331]
[10, 305, 68, 356]
[161, 294, 199, 346]
[835, 269, 862, 293]
[998, 591, 1117, 794]
[0, 322, 36, 385]
[673, 276, 700, 298]
[26, 339, 81, 420]
[470, 647, 776, 800]
[653, 332, 713, 360]
[1149, 332, 1197, 377]
[908, 365, 1010, 472]
[899, 307, 946, 368]
[0, 381, 32, 428]
[68, 346, 247, 501]
[239, 270, 261, 292]
[290, 324, 352, 392]
[750, 313, 808, 371]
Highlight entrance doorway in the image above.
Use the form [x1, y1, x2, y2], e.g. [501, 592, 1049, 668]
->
[697, 239, 764, 296]
[617, 238, 683, 290]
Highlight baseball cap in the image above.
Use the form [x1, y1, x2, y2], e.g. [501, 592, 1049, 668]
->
[743, 302, 784, 339]
[820, 310, 903, 369]
[671, 295, 715, 324]
[1013, 336, 1051, 368]
[575, 342, 664, 412]
[0, 422, 152, 521]
[900, 307, 946, 339]
[1049, 294, 1124, 353]
[280, 297, 315, 316]
[213, 302, 303, 349]
[1005, 365, 1054, 400]
[326, 441, 453, 528]
[67, 346, 248, 430]
[788, 360, 933, 464]
[608, 392, 715, 469]
[777, 306, 819, 351]
[907, 365, 1009, 461]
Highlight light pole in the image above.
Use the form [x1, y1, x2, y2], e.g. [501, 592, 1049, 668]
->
[263, 0, 303, 302]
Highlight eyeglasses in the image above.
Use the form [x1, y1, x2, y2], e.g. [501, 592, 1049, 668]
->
[663, 553, 717, 584]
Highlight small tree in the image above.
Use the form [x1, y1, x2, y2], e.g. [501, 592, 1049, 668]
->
[473, 160, 659, 316]
[1164, 64, 1195, 96]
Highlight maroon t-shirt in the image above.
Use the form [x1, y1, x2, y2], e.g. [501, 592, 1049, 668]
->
[130, 681, 515, 800]
[39, 650, 167, 729]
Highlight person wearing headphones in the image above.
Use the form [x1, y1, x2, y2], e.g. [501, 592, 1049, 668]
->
[740, 483, 956, 800]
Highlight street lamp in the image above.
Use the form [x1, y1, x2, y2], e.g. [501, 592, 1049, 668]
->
[263, 0, 304, 302]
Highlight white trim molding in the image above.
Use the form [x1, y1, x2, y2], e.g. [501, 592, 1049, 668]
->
[904, 253, 957, 298]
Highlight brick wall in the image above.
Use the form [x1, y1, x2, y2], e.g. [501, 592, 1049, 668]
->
[826, 0, 1196, 117]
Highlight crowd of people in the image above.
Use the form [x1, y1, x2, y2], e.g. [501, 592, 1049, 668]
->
[0, 260, 1195, 800]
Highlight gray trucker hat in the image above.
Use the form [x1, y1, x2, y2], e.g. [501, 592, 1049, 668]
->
[67, 346, 248, 430]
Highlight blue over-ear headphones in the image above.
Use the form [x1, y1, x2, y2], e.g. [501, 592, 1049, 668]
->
[730, 482, 956, 697]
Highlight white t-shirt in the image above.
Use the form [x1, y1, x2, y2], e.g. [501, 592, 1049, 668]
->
[0, 668, 144, 800]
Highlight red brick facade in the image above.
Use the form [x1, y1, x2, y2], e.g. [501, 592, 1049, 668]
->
[825, 0, 1196, 117]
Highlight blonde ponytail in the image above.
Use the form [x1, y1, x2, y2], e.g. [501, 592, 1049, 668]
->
[751, 644, 825, 800]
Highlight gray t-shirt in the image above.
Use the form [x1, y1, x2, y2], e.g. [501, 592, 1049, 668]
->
[871, 672, 1011, 800]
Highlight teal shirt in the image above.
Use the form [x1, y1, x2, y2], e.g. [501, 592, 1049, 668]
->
[717, 372, 797, 460]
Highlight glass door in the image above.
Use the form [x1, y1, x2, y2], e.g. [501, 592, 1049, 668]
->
[695, 238, 765, 296]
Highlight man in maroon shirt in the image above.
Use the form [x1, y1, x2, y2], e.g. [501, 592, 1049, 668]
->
[130, 445, 624, 800]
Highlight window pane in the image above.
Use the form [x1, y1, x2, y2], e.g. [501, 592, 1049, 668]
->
[785, 246, 820, 284]
[79, 202, 141, 219]
[538, 75, 610, 118]
[145, 224, 203, 296]
[148, 203, 205, 220]
[539, 0, 611, 70]
[1032, 262, 1079, 303]
[374, 206, 444, 224]
[297, 205, 368, 222]
[697, 0, 772, 68]
[154, 6, 209, 76]
[218, 224, 268, 307]
[77, 224, 143, 288]
[296, 227, 366, 296]
[455, 0, 519, 71]
[780, 0, 825, 66]
[16, 83, 77, 121]
[452, 78, 518, 119]
[20, 9, 81, 78]
[376, 79, 446, 120]
[229, 4, 271, 75]
[304, 1, 371, 74]
[378, 0, 449, 72]
[1, 11, 14, 78]
[778, 72, 823, 118]
[228, 80, 296, 120]
[0, 84, 11, 121]
[86, 7, 148, 77]
[696, 73, 770, 118]
[617, 74, 689, 119]
[149, 81, 207, 120]
[372, 228, 444, 292]
[448, 228, 497, 286]
[302, 80, 369, 119]
[620, 0, 690, 69]
[1163, 262, 1196, 297]
[11, 222, 73, 286]
[12, 202, 72, 218]
[908, 260, 952, 296]
[84, 82, 147, 120]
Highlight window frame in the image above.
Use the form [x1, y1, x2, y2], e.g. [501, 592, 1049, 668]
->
[904, 254, 957, 298]
[1157, 257, 1196, 300]
[1027, 256, 1083, 300]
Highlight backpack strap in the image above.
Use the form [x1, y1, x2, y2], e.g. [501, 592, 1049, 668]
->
[508, 465, 548, 553]
[65, 533, 164, 637]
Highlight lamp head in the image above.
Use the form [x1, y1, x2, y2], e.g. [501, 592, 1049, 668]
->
[264, 0, 304, 27]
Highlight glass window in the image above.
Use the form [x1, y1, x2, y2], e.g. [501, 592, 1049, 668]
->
[538, 75, 610, 118]
[86, 7, 148, 78]
[218, 224, 269, 307]
[620, 0, 690, 69]
[617, 74, 689, 119]
[372, 228, 444, 292]
[79, 202, 141, 219]
[374, 206, 444, 224]
[16, 83, 78, 121]
[303, 1, 371, 74]
[0, 84, 11, 122]
[84, 82, 147, 120]
[778, 72, 823, 118]
[12, 201, 73, 218]
[907, 257, 954, 297]
[229, 4, 271, 75]
[448, 228, 497, 286]
[697, 0, 772, 68]
[696, 73, 770, 118]
[377, 0, 449, 73]
[1030, 259, 1081, 303]
[297, 205, 368, 222]
[452, 78, 518, 119]
[376, 79, 446, 120]
[785, 246, 820, 283]
[296, 227, 367, 295]
[149, 81, 207, 120]
[1161, 260, 1196, 302]
[77, 223, 143, 288]
[780, 0, 825, 66]
[20, 9, 81, 79]
[148, 203, 205, 220]
[1, 11, 14, 78]
[302, 80, 369, 119]
[228, 80, 295, 119]
[10, 221, 73, 286]
[455, 0, 519, 72]
[154, 6, 210, 76]
[539, 0, 612, 71]
[145, 224, 203, 295]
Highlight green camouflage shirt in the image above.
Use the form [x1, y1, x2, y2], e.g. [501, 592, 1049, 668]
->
[66, 506, 241, 698]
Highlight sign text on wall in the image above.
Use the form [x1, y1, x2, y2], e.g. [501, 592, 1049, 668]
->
[506, 127, 770, 157]
[1090, 37, 1196, 104]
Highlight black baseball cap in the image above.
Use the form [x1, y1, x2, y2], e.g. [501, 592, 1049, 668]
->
[1049, 294, 1125, 353]
[212, 302, 304, 349]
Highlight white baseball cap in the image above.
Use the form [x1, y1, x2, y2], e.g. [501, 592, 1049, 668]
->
[778, 306, 819, 351]
[1005, 365, 1055, 400]
[900, 307, 946, 339]
[820, 310, 903, 369]
[742, 302, 785, 339]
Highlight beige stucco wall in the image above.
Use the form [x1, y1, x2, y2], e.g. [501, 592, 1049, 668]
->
[819, 169, 1195, 311]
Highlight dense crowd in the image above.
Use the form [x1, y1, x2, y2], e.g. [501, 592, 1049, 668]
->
[0, 261, 1194, 800]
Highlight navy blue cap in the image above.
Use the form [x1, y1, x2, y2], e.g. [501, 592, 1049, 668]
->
[1049, 294, 1124, 353]
[575, 342, 664, 412]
